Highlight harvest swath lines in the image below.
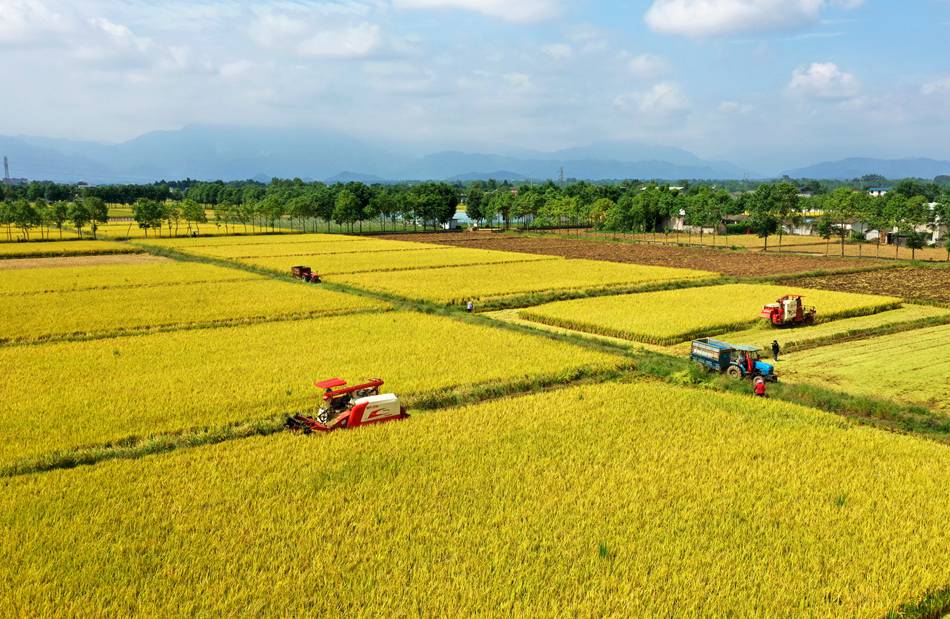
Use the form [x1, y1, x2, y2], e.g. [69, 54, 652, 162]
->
[781, 323, 950, 414]
[331, 259, 718, 307]
[0, 278, 387, 343]
[243, 246, 558, 275]
[0, 311, 624, 471]
[2, 382, 949, 616]
[176, 238, 440, 259]
[518, 283, 900, 345]
[0, 239, 139, 258]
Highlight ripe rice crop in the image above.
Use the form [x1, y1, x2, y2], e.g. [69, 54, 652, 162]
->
[0, 278, 386, 343]
[139, 232, 366, 249]
[2, 381, 949, 616]
[0, 260, 259, 295]
[0, 240, 137, 258]
[781, 323, 950, 413]
[519, 283, 900, 345]
[0, 311, 623, 469]
[331, 259, 717, 306]
[244, 247, 557, 275]
[181, 238, 444, 259]
[91, 222, 297, 240]
[700, 303, 950, 354]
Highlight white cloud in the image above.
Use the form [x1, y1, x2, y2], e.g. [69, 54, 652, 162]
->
[392, 0, 559, 23]
[297, 23, 381, 59]
[921, 77, 950, 96]
[541, 43, 573, 60]
[718, 100, 754, 114]
[787, 62, 860, 99]
[628, 54, 669, 79]
[615, 82, 689, 118]
[644, 0, 865, 38]
[0, 0, 72, 45]
[502, 72, 533, 89]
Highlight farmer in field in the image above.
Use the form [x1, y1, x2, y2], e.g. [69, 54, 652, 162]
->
[771, 340, 780, 361]
[753, 376, 767, 398]
[466, 300, 474, 313]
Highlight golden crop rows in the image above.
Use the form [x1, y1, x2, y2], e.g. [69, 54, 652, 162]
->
[781, 323, 950, 413]
[0, 240, 136, 258]
[0, 278, 386, 343]
[180, 238, 444, 259]
[2, 381, 948, 616]
[243, 247, 558, 275]
[332, 259, 717, 306]
[0, 260, 260, 295]
[138, 232, 364, 249]
[91, 222, 298, 240]
[519, 283, 901, 345]
[0, 311, 623, 469]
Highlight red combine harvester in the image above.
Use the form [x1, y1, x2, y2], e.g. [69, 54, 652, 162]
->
[291, 265, 321, 283]
[285, 378, 408, 433]
[760, 294, 816, 327]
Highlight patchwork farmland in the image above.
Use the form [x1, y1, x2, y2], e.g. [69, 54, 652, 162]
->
[3, 228, 950, 617]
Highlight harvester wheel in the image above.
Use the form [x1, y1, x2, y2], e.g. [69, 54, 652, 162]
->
[726, 366, 743, 380]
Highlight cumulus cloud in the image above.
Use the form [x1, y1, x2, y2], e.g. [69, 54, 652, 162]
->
[718, 100, 754, 114]
[787, 62, 860, 99]
[644, 0, 865, 38]
[392, 0, 559, 23]
[628, 54, 669, 79]
[297, 23, 381, 59]
[921, 77, 950, 96]
[615, 82, 689, 119]
[0, 0, 72, 45]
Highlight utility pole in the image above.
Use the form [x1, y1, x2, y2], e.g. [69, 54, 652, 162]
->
[3, 156, 9, 181]
[559, 166, 564, 188]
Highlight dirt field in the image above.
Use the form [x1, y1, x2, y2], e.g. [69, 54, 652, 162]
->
[785, 267, 950, 304]
[379, 232, 888, 277]
[0, 254, 169, 270]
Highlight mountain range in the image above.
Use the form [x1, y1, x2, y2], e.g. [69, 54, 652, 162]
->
[1, 125, 947, 184]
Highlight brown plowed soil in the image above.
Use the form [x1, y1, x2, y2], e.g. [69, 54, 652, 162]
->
[378, 232, 887, 277]
[785, 267, 950, 304]
[0, 254, 169, 270]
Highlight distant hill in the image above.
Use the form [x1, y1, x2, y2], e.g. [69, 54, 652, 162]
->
[783, 157, 950, 180]
[326, 171, 387, 183]
[1, 125, 755, 183]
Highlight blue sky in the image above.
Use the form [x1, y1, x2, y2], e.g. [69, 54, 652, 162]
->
[2, 0, 949, 171]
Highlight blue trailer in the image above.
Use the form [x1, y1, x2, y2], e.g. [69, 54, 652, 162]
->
[690, 338, 778, 382]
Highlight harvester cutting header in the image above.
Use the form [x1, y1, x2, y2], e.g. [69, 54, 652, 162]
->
[286, 378, 408, 433]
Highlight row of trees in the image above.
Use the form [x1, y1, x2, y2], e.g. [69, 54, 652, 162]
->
[0, 197, 108, 240]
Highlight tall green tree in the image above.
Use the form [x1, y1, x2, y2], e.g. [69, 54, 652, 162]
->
[132, 198, 165, 237]
[83, 197, 109, 239]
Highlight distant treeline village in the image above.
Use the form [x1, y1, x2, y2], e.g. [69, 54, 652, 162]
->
[1, 176, 948, 257]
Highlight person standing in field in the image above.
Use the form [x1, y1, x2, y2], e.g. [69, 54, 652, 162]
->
[771, 340, 780, 362]
[753, 376, 767, 398]
[466, 300, 474, 313]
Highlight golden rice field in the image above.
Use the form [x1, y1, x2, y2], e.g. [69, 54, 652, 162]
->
[0, 311, 623, 470]
[699, 303, 950, 354]
[137, 232, 359, 248]
[0, 239, 137, 258]
[2, 382, 949, 616]
[781, 323, 950, 414]
[519, 283, 900, 345]
[90, 221, 297, 239]
[0, 279, 386, 343]
[332, 259, 717, 306]
[178, 237, 440, 259]
[0, 260, 259, 295]
[244, 246, 557, 275]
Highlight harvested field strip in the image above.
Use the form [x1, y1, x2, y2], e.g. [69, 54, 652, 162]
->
[784, 267, 950, 305]
[694, 304, 950, 355]
[0, 253, 169, 270]
[782, 324, 950, 414]
[243, 247, 559, 275]
[0, 240, 140, 259]
[3, 382, 950, 616]
[774, 240, 950, 262]
[518, 284, 900, 345]
[181, 238, 442, 259]
[0, 261, 260, 295]
[0, 279, 386, 343]
[381, 232, 892, 278]
[0, 310, 624, 470]
[330, 259, 718, 307]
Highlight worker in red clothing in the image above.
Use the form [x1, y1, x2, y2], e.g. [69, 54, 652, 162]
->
[753, 376, 767, 398]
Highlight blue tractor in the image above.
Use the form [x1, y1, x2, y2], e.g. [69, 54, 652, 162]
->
[690, 338, 778, 382]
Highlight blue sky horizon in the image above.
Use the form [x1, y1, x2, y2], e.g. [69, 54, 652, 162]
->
[3, 0, 949, 172]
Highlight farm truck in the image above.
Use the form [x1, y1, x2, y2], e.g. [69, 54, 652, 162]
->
[690, 339, 778, 382]
[286, 378, 408, 433]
